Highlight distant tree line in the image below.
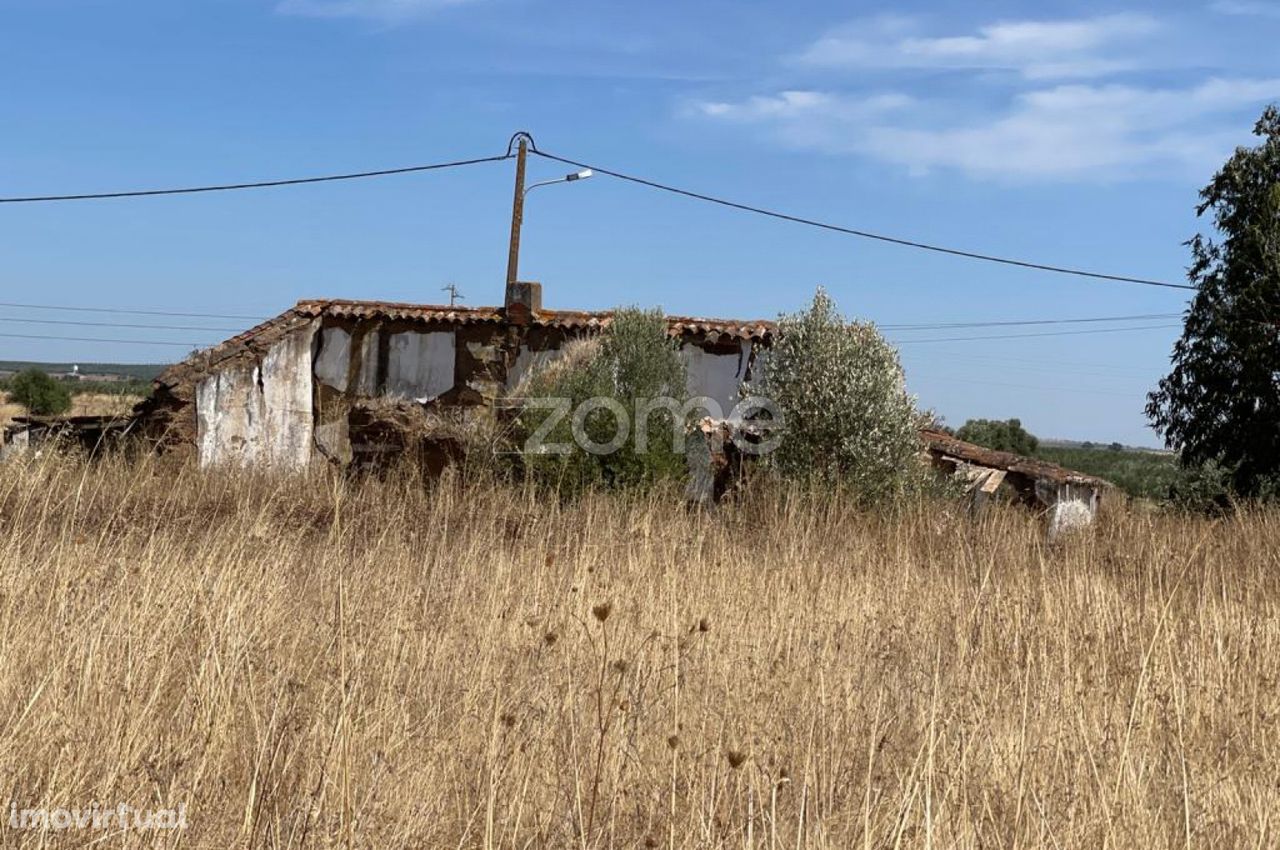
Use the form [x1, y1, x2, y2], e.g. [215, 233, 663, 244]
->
[0, 372, 151, 401]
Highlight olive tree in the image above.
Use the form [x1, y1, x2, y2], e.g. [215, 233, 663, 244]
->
[510, 307, 689, 492]
[750, 288, 923, 500]
[8, 369, 72, 416]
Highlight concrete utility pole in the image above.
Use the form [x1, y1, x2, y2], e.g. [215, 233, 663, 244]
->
[442, 283, 463, 307]
[503, 133, 591, 314]
[504, 136, 528, 300]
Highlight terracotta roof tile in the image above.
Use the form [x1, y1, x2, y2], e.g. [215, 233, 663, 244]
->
[292, 299, 775, 339]
[920, 428, 1111, 489]
[154, 298, 774, 389]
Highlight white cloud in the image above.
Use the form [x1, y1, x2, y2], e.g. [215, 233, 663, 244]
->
[1209, 0, 1280, 16]
[692, 91, 914, 151]
[798, 14, 1160, 80]
[276, 0, 474, 21]
[692, 78, 1280, 181]
[695, 91, 910, 121]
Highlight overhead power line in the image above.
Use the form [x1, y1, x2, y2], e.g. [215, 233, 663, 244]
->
[909, 372, 1141, 399]
[0, 131, 1191, 292]
[0, 154, 512, 203]
[891, 323, 1181, 344]
[0, 301, 270, 321]
[529, 148, 1195, 291]
[0, 323, 1177, 356]
[0, 316, 242, 333]
[898, 349, 1156, 380]
[879, 312, 1182, 331]
[0, 331, 198, 347]
[0, 301, 1188, 338]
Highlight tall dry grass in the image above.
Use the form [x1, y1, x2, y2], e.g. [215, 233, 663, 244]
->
[1, 452, 1278, 848]
[0, 394, 22, 429]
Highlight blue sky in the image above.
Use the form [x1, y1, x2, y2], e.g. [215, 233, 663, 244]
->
[2, 0, 1278, 444]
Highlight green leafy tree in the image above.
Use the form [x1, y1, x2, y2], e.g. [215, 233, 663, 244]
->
[8, 369, 72, 416]
[1147, 106, 1280, 499]
[751, 288, 923, 501]
[955, 418, 1039, 456]
[511, 307, 689, 492]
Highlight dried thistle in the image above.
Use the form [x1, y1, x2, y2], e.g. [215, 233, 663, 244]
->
[543, 631, 558, 647]
[592, 601, 613, 623]
[726, 749, 748, 769]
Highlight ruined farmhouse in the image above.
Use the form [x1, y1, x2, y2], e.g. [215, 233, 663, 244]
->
[135, 284, 771, 470]
[122, 281, 1109, 530]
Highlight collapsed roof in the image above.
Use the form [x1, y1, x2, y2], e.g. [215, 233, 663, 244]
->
[921, 428, 1111, 489]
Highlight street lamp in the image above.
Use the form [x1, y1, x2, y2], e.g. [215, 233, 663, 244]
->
[524, 169, 593, 196]
[505, 134, 594, 299]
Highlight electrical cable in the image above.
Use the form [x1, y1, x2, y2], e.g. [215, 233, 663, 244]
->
[0, 154, 512, 203]
[0, 301, 269, 321]
[891, 323, 1181, 344]
[529, 147, 1195, 291]
[880, 312, 1182, 330]
[0, 332, 198, 347]
[0, 316, 241, 333]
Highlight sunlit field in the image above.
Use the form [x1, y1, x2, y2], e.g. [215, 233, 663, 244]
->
[1, 453, 1277, 848]
[0, 392, 141, 428]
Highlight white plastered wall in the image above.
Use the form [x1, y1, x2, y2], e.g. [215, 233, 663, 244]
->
[195, 320, 318, 468]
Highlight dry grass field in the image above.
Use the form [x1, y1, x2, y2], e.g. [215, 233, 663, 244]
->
[68, 392, 144, 418]
[1, 453, 1278, 848]
[0, 392, 142, 428]
[0, 393, 22, 429]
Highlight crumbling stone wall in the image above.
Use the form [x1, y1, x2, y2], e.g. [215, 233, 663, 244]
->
[143, 307, 770, 471]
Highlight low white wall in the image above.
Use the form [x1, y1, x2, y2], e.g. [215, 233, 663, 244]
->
[196, 320, 318, 468]
[1046, 482, 1100, 539]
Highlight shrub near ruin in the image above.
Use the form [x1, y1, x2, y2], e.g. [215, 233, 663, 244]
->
[748, 287, 925, 502]
[509, 307, 689, 493]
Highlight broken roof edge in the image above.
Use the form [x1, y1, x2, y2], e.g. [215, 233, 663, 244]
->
[920, 428, 1112, 489]
[293, 298, 777, 338]
[151, 307, 314, 390]
[151, 297, 777, 390]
